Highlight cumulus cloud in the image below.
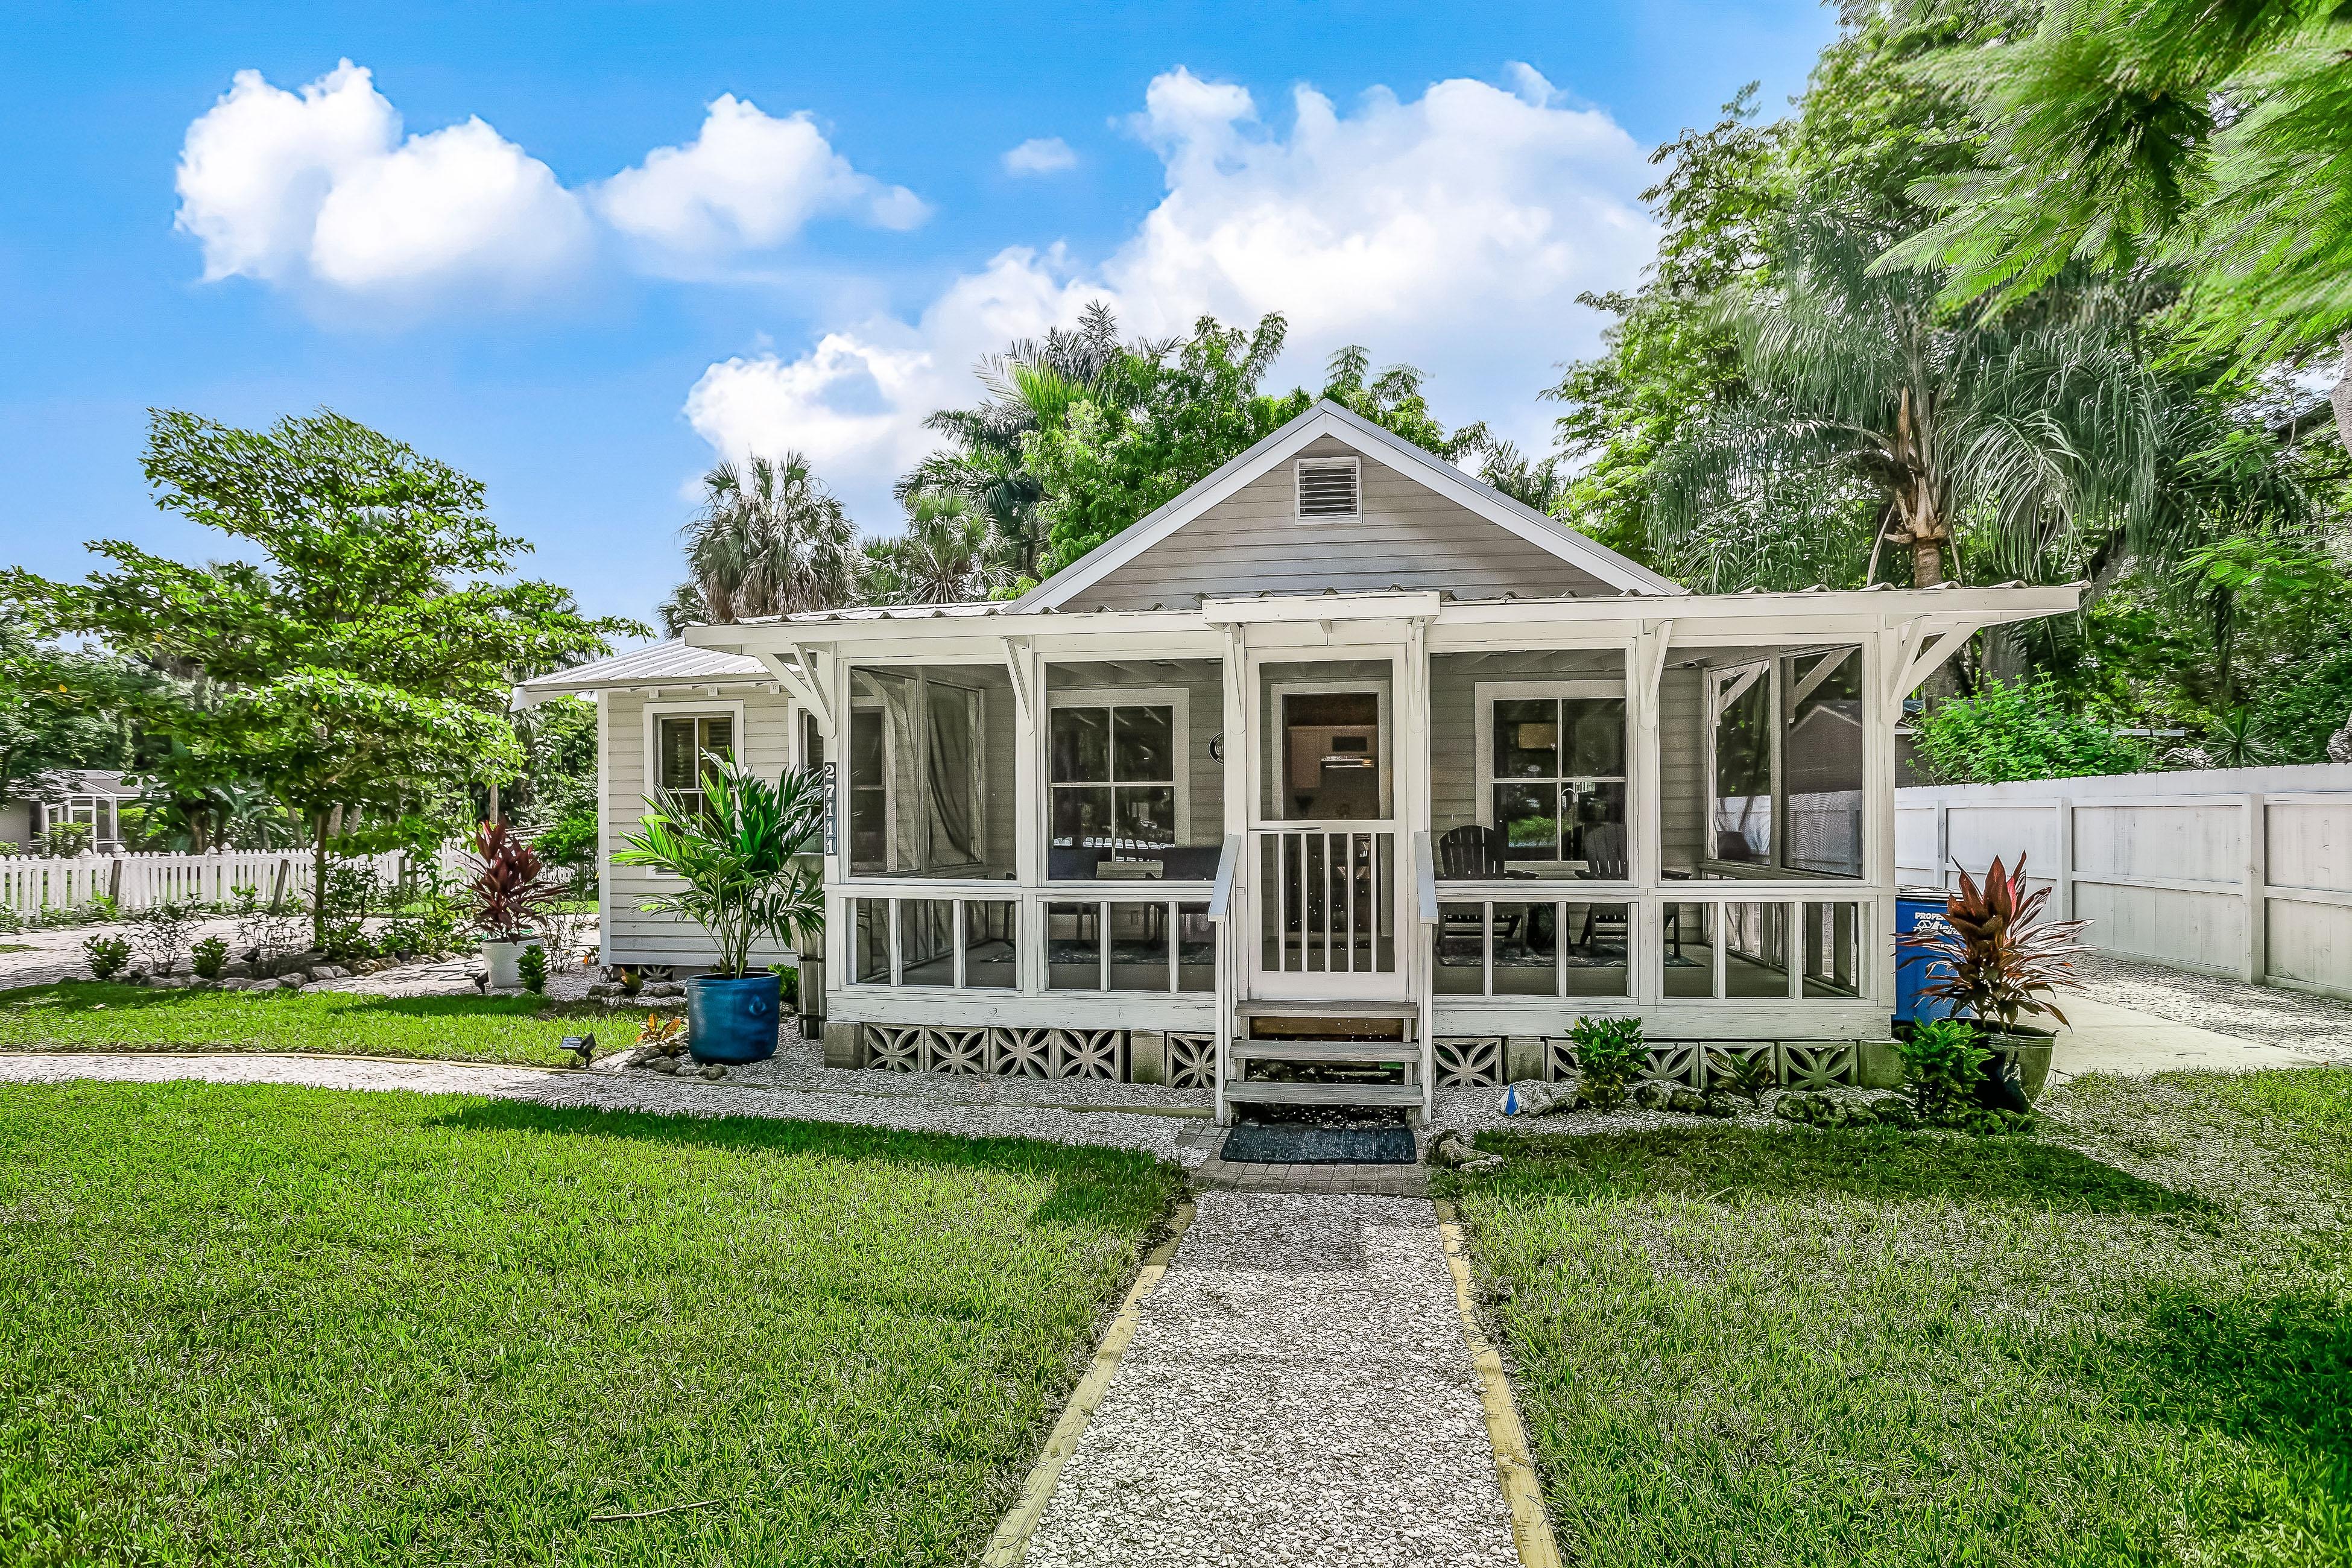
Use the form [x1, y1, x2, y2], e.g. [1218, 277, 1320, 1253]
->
[175, 67, 921, 302]
[686, 65, 1656, 522]
[1002, 136, 1079, 175]
[597, 95, 928, 270]
[175, 61, 589, 302]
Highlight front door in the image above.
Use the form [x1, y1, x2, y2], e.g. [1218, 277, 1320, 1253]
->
[1247, 653, 1407, 1000]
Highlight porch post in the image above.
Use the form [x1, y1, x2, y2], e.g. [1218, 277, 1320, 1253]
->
[1631, 620, 1671, 1005]
[1218, 623, 1250, 1118]
[1007, 636, 1046, 994]
[1864, 627, 1900, 1011]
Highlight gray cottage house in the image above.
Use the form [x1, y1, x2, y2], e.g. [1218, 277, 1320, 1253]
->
[523, 400, 2074, 1122]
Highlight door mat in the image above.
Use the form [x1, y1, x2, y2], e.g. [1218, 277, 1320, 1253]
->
[1219, 1123, 1418, 1165]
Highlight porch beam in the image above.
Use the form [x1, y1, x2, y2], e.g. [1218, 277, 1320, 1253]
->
[1885, 624, 1978, 722]
[784, 643, 838, 734]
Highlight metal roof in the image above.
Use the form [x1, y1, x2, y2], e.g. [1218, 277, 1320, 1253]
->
[514, 639, 774, 700]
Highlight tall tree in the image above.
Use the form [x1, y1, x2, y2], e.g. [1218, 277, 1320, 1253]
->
[5, 410, 637, 942]
[857, 493, 1003, 605]
[0, 619, 136, 843]
[669, 452, 856, 625]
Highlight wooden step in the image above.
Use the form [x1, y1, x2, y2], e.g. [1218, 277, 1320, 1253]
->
[1236, 1001, 1417, 1022]
[1231, 1040, 1419, 1065]
[1222, 1081, 1427, 1107]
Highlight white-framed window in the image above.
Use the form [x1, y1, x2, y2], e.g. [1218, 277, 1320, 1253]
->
[640, 700, 746, 827]
[1046, 686, 1189, 869]
[1473, 680, 1628, 871]
[1295, 455, 1361, 519]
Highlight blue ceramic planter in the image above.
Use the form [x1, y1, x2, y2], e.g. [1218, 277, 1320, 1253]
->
[685, 972, 782, 1063]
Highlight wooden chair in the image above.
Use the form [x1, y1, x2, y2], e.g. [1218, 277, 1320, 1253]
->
[1437, 825, 1522, 945]
[1575, 858, 1681, 956]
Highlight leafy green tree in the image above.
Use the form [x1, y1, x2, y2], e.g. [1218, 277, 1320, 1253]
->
[1913, 674, 2149, 782]
[0, 620, 136, 842]
[5, 410, 638, 943]
[1896, 0, 2352, 448]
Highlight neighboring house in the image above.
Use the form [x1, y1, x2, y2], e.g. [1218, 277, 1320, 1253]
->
[523, 399, 2075, 1121]
[3, 771, 139, 853]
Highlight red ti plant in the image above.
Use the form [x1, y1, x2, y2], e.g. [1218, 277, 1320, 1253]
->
[1899, 855, 2090, 1032]
[467, 819, 557, 943]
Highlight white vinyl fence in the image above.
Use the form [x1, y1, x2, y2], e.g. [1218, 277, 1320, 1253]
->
[0, 846, 471, 922]
[1897, 761, 2352, 1001]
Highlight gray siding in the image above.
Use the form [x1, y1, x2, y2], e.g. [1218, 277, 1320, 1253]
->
[1659, 666, 1706, 871]
[602, 687, 800, 969]
[1429, 650, 1627, 836]
[1076, 435, 1615, 610]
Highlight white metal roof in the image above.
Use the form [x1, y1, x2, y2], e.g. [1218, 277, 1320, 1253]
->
[513, 639, 776, 705]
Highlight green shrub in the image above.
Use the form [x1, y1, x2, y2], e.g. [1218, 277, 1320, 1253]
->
[83, 935, 131, 981]
[1707, 1049, 1775, 1104]
[1894, 1018, 1992, 1123]
[516, 943, 548, 994]
[1570, 1016, 1648, 1112]
[1914, 675, 2146, 784]
[190, 935, 229, 979]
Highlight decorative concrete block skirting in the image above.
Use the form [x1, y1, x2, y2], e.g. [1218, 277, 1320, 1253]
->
[1435, 1036, 1898, 1092]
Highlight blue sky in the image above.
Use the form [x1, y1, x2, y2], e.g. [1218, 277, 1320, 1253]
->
[0, 1, 1837, 631]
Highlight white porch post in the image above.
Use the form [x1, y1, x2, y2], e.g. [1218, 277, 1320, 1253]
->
[1218, 624, 1250, 1121]
[1007, 636, 1046, 995]
[1631, 620, 1671, 1005]
[825, 645, 852, 990]
[1865, 627, 1901, 1011]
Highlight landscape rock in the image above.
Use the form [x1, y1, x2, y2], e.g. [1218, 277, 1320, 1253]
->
[1633, 1081, 1672, 1111]
[645, 1057, 678, 1075]
[219, 960, 252, 979]
[219, 977, 255, 991]
[277, 975, 305, 990]
[700, 1064, 727, 1081]
[1666, 1087, 1706, 1115]
[1499, 1080, 1574, 1117]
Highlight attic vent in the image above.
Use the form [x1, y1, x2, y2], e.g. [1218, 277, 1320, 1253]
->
[1295, 457, 1361, 519]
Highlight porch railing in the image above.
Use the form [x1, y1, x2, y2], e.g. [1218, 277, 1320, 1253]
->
[1253, 826, 1397, 976]
[839, 879, 1219, 996]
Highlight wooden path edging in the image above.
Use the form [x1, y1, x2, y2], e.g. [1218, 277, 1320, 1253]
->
[1435, 1198, 1564, 1568]
[978, 1198, 1198, 1567]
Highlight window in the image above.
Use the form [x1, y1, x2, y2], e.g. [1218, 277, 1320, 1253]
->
[656, 714, 735, 817]
[1478, 685, 1626, 869]
[1295, 457, 1360, 519]
[1050, 695, 1182, 868]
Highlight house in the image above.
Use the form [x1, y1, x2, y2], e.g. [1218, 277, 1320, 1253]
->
[2, 770, 140, 854]
[525, 400, 2076, 1121]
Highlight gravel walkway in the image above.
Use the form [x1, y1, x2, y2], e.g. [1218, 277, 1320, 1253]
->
[2073, 952, 2352, 1064]
[1020, 1191, 1518, 1568]
[0, 1052, 1208, 1167]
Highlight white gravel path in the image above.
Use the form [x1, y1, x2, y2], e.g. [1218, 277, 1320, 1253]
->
[2073, 952, 2352, 1063]
[0, 1052, 1208, 1166]
[1021, 1191, 1518, 1568]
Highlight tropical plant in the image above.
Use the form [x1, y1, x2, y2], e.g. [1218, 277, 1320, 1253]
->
[1912, 675, 2148, 783]
[1892, 1017, 1993, 1123]
[1569, 1016, 1650, 1111]
[466, 819, 556, 944]
[515, 943, 547, 994]
[83, 934, 130, 981]
[190, 934, 229, 979]
[1898, 854, 2090, 1031]
[666, 452, 856, 626]
[613, 765, 824, 978]
[1897, 0, 2352, 451]
[858, 493, 1005, 605]
[637, 1012, 686, 1052]
[1655, 206, 2173, 591]
[1707, 1048, 1777, 1104]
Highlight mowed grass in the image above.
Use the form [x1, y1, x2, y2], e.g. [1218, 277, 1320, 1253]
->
[0, 982, 606, 1066]
[0, 1081, 1181, 1567]
[1447, 1067, 2352, 1567]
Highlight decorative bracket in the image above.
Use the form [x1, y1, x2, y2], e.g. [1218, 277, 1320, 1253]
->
[1636, 619, 1675, 730]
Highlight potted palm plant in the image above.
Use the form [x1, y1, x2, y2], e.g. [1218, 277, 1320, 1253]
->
[468, 819, 557, 988]
[1897, 853, 2088, 1104]
[614, 764, 824, 1063]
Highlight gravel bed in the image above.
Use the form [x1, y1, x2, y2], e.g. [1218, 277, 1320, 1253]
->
[0, 918, 247, 990]
[0, 1051, 1208, 1166]
[1021, 1191, 1517, 1568]
[2072, 952, 2352, 1063]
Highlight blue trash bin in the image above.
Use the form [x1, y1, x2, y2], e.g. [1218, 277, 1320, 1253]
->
[1894, 888, 1965, 1031]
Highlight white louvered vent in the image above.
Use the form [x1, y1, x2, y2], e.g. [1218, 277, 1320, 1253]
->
[1295, 457, 1361, 519]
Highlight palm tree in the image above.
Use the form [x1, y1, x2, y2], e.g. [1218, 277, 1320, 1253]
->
[1477, 440, 1570, 513]
[672, 453, 856, 626]
[858, 494, 1003, 605]
[1656, 209, 2171, 591]
[653, 580, 709, 639]
[895, 300, 1140, 585]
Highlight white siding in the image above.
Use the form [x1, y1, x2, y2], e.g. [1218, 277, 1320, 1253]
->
[1076, 435, 1615, 610]
[1658, 666, 1707, 871]
[602, 688, 800, 969]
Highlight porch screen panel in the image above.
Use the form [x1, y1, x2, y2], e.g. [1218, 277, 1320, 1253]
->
[1785, 649, 1864, 877]
[961, 899, 1017, 988]
[1491, 695, 1626, 868]
[1711, 665, 1774, 865]
[925, 683, 982, 870]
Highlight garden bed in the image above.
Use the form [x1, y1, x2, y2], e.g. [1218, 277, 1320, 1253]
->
[1443, 1067, 2351, 1567]
[0, 1080, 1181, 1566]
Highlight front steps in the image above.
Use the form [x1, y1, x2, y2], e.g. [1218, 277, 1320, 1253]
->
[1224, 1001, 1426, 1121]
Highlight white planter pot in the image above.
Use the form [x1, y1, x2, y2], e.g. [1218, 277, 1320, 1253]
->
[483, 937, 541, 989]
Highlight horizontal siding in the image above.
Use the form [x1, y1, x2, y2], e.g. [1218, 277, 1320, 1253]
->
[602, 689, 799, 968]
[1080, 435, 1613, 610]
[1660, 666, 1706, 871]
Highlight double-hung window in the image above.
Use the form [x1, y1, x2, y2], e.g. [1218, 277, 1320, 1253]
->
[1050, 696, 1181, 862]
[1480, 684, 1628, 870]
[656, 714, 735, 818]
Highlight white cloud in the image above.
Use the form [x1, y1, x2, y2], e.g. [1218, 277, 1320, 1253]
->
[596, 95, 928, 270]
[1002, 136, 1079, 175]
[686, 65, 1657, 524]
[175, 61, 589, 302]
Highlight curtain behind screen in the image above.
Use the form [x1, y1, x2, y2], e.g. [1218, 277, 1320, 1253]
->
[926, 683, 979, 867]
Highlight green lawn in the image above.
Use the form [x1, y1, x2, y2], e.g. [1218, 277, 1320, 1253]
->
[0, 1081, 1181, 1566]
[1447, 1067, 2352, 1567]
[0, 982, 611, 1066]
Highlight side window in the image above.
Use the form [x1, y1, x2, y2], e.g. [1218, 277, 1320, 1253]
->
[1488, 693, 1627, 869]
[656, 715, 734, 817]
[1051, 702, 1178, 864]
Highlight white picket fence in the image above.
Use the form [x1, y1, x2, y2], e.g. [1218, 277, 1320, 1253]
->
[1897, 760, 2352, 1001]
[0, 846, 472, 920]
